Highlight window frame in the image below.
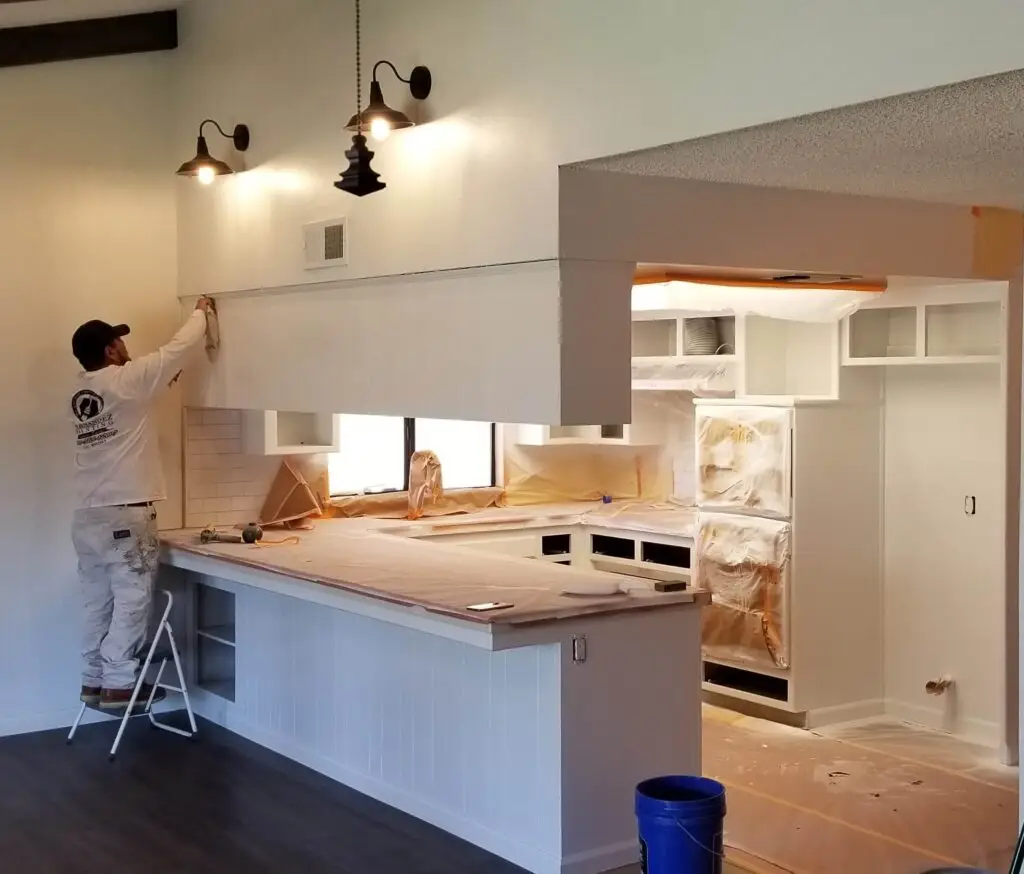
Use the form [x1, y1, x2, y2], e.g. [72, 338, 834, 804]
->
[330, 417, 497, 497]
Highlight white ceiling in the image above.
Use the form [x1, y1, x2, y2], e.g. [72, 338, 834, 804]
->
[576, 69, 1024, 209]
[0, 0, 177, 28]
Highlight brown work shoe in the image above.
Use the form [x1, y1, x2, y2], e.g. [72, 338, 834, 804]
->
[99, 683, 167, 711]
[80, 686, 101, 706]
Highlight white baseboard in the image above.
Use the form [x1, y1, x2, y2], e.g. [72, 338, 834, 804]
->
[884, 698, 1001, 749]
[804, 698, 886, 729]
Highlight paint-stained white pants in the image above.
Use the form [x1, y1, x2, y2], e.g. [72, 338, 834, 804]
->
[71, 505, 159, 690]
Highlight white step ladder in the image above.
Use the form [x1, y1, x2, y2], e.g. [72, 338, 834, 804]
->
[67, 588, 198, 761]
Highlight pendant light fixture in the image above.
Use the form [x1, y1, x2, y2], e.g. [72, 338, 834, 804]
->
[176, 119, 251, 185]
[335, 0, 386, 197]
[344, 61, 432, 142]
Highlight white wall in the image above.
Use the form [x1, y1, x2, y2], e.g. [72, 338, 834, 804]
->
[0, 54, 178, 736]
[631, 393, 697, 500]
[171, 0, 1024, 424]
[883, 366, 1006, 745]
[175, 0, 1024, 289]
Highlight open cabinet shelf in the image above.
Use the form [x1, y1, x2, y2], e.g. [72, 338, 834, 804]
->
[739, 316, 838, 399]
[512, 423, 652, 447]
[631, 317, 678, 358]
[195, 584, 236, 702]
[242, 410, 341, 455]
[843, 294, 1004, 367]
[925, 301, 1002, 358]
[631, 312, 736, 360]
[630, 310, 840, 400]
[846, 307, 917, 360]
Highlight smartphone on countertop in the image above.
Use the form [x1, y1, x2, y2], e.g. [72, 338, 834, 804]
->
[465, 602, 514, 612]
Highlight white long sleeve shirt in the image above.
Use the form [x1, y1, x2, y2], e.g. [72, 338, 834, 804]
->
[72, 311, 207, 509]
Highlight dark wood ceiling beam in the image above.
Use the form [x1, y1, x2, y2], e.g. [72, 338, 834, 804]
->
[0, 10, 177, 69]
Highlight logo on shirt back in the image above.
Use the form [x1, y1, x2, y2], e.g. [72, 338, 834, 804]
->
[71, 390, 104, 422]
[72, 389, 117, 449]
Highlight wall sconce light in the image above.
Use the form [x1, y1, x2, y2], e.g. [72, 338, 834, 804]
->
[176, 119, 251, 185]
[344, 61, 432, 142]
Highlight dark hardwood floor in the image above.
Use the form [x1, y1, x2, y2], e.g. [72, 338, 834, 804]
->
[0, 713, 527, 874]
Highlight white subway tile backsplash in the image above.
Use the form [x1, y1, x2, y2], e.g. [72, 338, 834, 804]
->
[184, 407, 325, 530]
[189, 440, 215, 456]
[202, 410, 240, 426]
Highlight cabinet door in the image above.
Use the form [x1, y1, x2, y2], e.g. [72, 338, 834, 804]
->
[695, 406, 792, 516]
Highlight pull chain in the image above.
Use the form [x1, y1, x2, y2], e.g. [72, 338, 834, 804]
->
[355, 0, 362, 136]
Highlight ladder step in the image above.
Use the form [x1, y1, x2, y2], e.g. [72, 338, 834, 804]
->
[159, 685, 184, 693]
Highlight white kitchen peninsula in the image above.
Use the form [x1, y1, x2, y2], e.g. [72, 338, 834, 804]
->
[161, 510, 707, 874]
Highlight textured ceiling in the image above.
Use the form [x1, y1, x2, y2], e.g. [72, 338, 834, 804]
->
[576, 69, 1024, 209]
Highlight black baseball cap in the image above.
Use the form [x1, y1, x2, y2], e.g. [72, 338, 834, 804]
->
[72, 320, 130, 368]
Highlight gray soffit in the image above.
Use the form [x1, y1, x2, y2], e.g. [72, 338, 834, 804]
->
[574, 69, 1024, 209]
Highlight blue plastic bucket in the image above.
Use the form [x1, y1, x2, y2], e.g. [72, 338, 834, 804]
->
[635, 776, 726, 874]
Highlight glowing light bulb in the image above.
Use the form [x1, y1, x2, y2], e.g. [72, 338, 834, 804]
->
[197, 165, 216, 185]
[370, 117, 391, 141]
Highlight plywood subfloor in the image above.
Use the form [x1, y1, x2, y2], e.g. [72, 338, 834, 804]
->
[703, 705, 1019, 874]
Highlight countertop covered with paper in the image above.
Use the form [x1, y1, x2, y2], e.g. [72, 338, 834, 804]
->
[160, 502, 705, 628]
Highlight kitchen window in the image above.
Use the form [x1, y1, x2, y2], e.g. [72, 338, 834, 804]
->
[327, 415, 496, 496]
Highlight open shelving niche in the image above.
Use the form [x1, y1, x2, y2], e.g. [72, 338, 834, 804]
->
[630, 309, 841, 401]
[630, 310, 737, 397]
[196, 583, 236, 702]
[842, 285, 1004, 366]
[242, 410, 341, 455]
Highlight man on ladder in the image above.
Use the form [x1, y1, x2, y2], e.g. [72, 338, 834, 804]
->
[69, 298, 211, 711]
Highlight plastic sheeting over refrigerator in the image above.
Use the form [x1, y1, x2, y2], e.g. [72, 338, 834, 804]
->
[696, 512, 791, 670]
[694, 404, 793, 672]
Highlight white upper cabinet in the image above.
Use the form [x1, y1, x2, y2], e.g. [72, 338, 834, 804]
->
[629, 309, 839, 402]
[736, 317, 839, 401]
[842, 283, 1005, 366]
[630, 311, 738, 394]
[242, 411, 341, 456]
